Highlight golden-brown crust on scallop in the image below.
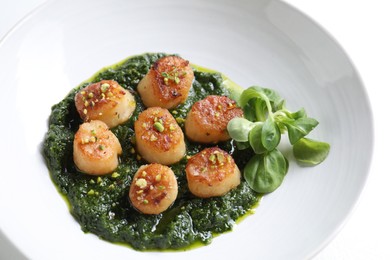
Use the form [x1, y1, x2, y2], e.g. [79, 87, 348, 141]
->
[185, 147, 240, 198]
[185, 95, 243, 143]
[73, 120, 122, 175]
[137, 56, 194, 109]
[75, 80, 135, 128]
[129, 164, 178, 215]
[134, 107, 186, 165]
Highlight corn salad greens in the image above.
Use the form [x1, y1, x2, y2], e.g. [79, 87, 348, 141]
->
[227, 86, 330, 193]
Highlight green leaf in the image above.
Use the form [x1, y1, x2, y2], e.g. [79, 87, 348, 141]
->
[239, 86, 263, 108]
[293, 138, 330, 166]
[239, 86, 282, 109]
[248, 124, 267, 154]
[243, 104, 256, 122]
[227, 117, 255, 142]
[281, 117, 319, 144]
[244, 150, 288, 193]
[258, 88, 283, 107]
[227, 84, 329, 195]
[261, 118, 281, 151]
[289, 108, 307, 119]
[254, 98, 269, 122]
[275, 99, 286, 111]
[243, 99, 260, 122]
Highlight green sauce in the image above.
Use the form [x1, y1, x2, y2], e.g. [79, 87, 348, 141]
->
[43, 53, 261, 251]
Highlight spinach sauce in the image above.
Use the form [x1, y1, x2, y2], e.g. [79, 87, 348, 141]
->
[43, 53, 260, 250]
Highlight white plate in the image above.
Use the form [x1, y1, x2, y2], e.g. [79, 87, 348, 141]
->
[0, 0, 373, 259]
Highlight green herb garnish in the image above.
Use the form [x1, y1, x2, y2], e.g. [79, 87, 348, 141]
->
[227, 86, 330, 193]
[161, 67, 185, 84]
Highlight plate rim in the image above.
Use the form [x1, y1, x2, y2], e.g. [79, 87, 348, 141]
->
[0, 0, 374, 259]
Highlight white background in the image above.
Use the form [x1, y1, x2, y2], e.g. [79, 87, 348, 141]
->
[1, 0, 389, 259]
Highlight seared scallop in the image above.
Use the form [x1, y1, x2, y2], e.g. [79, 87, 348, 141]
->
[186, 147, 240, 198]
[135, 107, 186, 165]
[75, 79, 136, 128]
[185, 95, 243, 143]
[73, 120, 122, 175]
[129, 164, 178, 215]
[137, 56, 194, 109]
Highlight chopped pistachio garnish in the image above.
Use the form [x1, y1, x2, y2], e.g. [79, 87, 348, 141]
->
[142, 122, 147, 129]
[91, 129, 96, 135]
[135, 178, 147, 189]
[155, 174, 161, 182]
[136, 190, 143, 194]
[158, 185, 165, 190]
[143, 199, 149, 204]
[84, 101, 89, 107]
[101, 83, 110, 92]
[216, 153, 225, 164]
[88, 92, 94, 98]
[98, 144, 105, 150]
[111, 172, 120, 178]
[209, 154, 216, 164]
[228, 102, 235, 108]
[83, 109, 88, 115]
[169, 124, 176, 131]
[175, 117, 185, 124]
[150, 134, 158, 142]
[153, 122, 165, 132]
[174, 76, 180, 84]
[80, 91, 86, 95]
[161, 68, 184, 85]
[141, 171, 147, 177]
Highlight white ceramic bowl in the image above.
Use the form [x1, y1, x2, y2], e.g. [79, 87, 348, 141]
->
[0, 0, 373, 259]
